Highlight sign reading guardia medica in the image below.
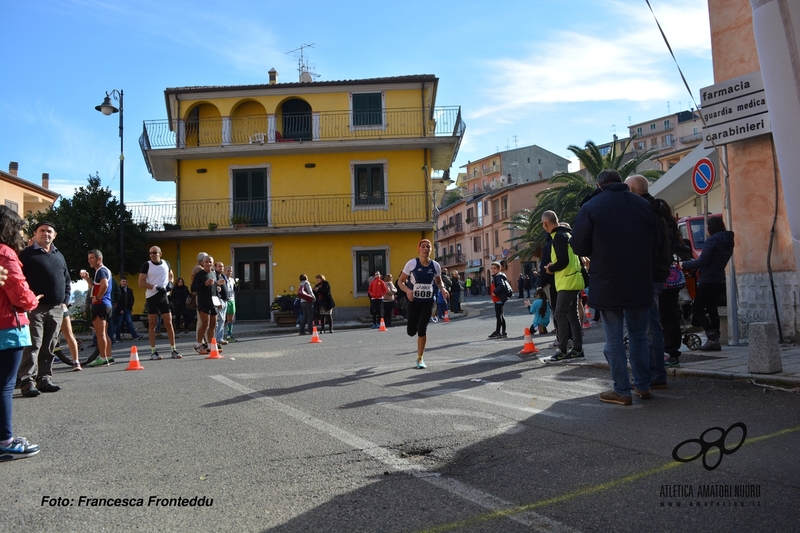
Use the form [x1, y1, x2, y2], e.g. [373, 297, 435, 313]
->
[701, 71, 772, 148]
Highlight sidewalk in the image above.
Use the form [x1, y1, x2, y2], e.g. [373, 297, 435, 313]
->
[180, 308, 800, 387]
[537, 335, 800, 388]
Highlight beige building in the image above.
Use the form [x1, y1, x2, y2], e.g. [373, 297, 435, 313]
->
[0, 162, 59, 217]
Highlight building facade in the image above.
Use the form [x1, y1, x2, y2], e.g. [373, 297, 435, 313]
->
[135, 74, 464, 320]
[0, 162, 59, 217]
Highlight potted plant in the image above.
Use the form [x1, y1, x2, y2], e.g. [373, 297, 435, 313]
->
[208, 222, 218, 231]
[163, 223, 181, 231]
[231, 213, 250, 229]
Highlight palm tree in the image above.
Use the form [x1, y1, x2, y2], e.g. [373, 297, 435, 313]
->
[507, 138, 662, 261]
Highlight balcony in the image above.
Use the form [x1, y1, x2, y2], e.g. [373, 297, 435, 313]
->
[128, 192, 431, 235]
[437, 253, 466, 267]
[438, 222, 465, 236]
[679, 133, 703, 144]
[140, 107, 465, 180]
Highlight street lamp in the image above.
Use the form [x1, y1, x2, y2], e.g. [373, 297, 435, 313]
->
[95, 89, 124, 277]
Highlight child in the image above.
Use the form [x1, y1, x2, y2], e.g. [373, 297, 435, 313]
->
[525, 288, 551, 335]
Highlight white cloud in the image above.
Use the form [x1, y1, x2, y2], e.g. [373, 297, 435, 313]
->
[471, 0, 711, 119]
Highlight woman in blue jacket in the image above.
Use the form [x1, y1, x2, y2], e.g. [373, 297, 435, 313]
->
[680, 217, 734, 351]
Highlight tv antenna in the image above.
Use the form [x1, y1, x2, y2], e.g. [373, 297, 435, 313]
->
[286, 43, 320, 82]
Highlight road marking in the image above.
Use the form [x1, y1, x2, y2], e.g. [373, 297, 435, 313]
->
[455, 392, 576, 419]
[210, 375, 579, 533]
[411, 423, 800, 533]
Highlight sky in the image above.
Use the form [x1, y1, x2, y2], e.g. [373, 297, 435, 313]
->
[0, 0, 713, 204]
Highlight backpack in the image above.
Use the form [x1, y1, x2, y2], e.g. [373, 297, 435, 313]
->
[493, 275, 512, 300]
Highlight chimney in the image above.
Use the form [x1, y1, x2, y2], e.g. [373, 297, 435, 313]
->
[268, 68, 278, 85]
[42, 173, 50, 189]
[8, 162, 18, 176]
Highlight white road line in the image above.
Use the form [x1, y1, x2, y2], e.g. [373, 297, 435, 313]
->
[210, 375, 580, 533]
[455, 392, 577, 419]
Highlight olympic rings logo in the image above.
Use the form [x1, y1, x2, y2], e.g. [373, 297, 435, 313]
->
[672, 422, 747, 471]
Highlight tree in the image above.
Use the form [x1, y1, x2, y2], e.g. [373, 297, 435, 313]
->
[507, 139, 662, 261]
[25, 174, 148, 280]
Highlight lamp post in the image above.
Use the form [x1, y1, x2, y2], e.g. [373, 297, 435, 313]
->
[95, 90, 124, 277]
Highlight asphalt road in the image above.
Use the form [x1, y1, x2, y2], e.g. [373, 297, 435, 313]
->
[3, 298, 799, 533]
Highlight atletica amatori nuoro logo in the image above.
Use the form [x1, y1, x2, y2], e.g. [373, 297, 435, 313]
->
[672, 422, 747, 471]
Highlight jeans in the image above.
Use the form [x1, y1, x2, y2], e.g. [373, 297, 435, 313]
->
[115, 309, 140, 340]
[215, 305, 226, 343]
[300, 301, 314, 334]
[600, 308, 650, 396]
[18, 304, 64, 387]
[1, 348, 23, 441]
[648, 282, 666, 385]
[554, 289, 582, 353]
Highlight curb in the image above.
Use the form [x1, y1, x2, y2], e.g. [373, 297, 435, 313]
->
[586, 361, 800, 387]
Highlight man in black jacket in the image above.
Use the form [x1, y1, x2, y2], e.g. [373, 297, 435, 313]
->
[572, 170, 660, 405]
[115, 278, 143, 342]
[626, 175, 673, 388]
[17, 222, 70, 396]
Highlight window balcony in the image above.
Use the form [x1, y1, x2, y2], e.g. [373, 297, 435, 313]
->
[128, 192, 431, 234]
[679, 133, 703, 144]
[139, 107, 465, 180]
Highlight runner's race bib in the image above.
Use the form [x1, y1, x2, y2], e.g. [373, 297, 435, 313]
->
[413, 283, 433, 299]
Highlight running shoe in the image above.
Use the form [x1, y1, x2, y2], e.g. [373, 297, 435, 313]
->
[72, 361, 82, 372]
[665, 357, 681, 368]
[87, 357, 113, 367]
[567, 349, 585, 360]
[501, 332, 508, 338]
[194, 345, 209, 355]
[416, 359, 427, 369]
[171, 350, 182, 359]
[544, 350, 570, 363]
[150, 352, 163, 361]
[488, 332, 501, 339]
[0, 437, 40, 461]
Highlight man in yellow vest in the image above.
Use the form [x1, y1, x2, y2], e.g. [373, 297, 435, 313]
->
[541, 211, 584, 362]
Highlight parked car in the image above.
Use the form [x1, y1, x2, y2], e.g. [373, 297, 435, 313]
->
[677, 213, 723, 260]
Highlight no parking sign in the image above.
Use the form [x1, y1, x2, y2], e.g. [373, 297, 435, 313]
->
[692, 158, 715, 196]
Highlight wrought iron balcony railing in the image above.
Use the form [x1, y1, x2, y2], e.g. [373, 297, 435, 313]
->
[140, 106, 464, 150]
[128, 192, 430, 232]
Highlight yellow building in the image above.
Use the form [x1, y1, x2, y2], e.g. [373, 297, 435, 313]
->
[0, 162, 59, 217]
[136, 73, 464, 320]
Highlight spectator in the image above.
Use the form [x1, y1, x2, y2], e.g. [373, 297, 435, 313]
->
[16, 221, 70, 396]
[517, 273, 525, 299]
[297, 273, 315, 335]
[367, 271, 388, 329]
[170, 278, 192, 335]
[680, 217, 734, 352]
[224, 266, 238, 342]
[449, 270, 463, 313]
[571, 169, 660, 405]
[0, 206, 41, 459]
[541, 212, 584, 362]
[382, 274, 397, 327]
[525, 288, 551, 334]
[314, 274, 334, 333]
[114, 278, 143, 342]
[488, 262, 510, 338]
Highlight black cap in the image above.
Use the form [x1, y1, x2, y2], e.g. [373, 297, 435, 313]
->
[33, 221, 56, 232]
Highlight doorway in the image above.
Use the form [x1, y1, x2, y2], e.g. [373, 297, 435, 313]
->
[234, 246, 271, 320]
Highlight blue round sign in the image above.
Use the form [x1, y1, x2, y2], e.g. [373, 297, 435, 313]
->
[692, 158, 715, 195]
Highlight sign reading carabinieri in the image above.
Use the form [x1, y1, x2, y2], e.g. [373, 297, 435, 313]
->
[701, 71, 771, 148]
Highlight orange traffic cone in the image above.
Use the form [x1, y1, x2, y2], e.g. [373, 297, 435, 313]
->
[379, 318, 387, 332]
[443, 310, 450, 322]
[310, 326, 322, 343]
[519, 327, 539, 354]
[205, 338, 224, 359]
[125, 346, 145, 371]
[584, 305, 593, 319]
